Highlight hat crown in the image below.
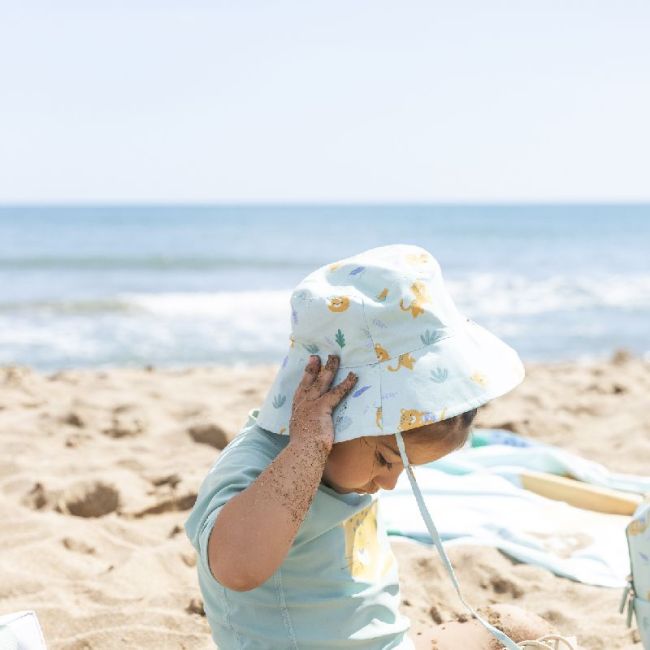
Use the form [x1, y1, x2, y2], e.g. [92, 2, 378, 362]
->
[289, 244, 466, 367]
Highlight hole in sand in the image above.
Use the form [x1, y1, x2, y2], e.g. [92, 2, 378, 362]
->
[56, 480, 120, 517]
[187, 423, 228, 449]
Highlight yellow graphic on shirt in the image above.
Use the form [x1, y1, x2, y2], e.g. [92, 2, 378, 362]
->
[327, 296, 350, 312]
[399, 281, 432, 318]
[343, 501, 394, 580]
[387, 352, 416, 372]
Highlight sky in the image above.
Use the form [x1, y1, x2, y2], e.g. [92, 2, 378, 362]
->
[0, 1, 649, 203]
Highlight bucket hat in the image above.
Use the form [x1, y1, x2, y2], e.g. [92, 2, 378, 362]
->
[256, 243, 524, 442]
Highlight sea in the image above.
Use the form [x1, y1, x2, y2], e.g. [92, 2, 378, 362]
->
[0, 204, 648, 370]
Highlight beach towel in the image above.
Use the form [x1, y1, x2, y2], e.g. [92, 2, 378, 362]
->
[381, 430, 647, 588]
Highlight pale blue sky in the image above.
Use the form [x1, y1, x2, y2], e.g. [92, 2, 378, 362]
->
[1, 1, 649, 203]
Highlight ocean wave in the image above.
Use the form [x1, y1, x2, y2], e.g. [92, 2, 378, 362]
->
[2, 274, 649, 318]
[447, 273, 650, 316]
[0, 290, 293, 318]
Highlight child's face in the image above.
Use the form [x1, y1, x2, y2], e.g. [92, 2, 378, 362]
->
[321, 420, 470, 494]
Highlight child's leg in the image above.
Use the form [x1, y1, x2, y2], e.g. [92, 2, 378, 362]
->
[411, 604, 556, 650]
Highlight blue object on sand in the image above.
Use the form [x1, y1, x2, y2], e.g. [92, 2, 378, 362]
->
[470, 428, 540, 448]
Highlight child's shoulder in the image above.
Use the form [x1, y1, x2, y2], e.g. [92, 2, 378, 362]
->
[211, 408, 289, 473]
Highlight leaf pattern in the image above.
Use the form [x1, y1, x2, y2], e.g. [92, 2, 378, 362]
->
[352, 385, 371, 398]
[420, 329, 444, 346]
[335, 328, 346, 348]
[430, 367, 448, 383]
[272, 394, 286, 409]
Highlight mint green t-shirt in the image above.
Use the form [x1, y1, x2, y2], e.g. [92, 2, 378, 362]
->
[184, 408, 414, 650]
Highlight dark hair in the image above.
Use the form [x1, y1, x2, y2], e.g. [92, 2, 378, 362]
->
[459, 407, 478, 429]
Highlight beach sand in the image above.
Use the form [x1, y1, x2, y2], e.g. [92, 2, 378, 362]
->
[0, 354, 647, 649]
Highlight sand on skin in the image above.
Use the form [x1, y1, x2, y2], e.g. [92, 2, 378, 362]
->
[0, 353, 647, 649]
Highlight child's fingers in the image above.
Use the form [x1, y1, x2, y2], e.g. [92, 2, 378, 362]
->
[322, 371, 357, 408]
[312, 354, 339, 396]
[295, 355, 320, 394]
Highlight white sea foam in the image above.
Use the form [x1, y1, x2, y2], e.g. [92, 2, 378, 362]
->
[1, 277, 649, 369]
[447, 273, 650, 317]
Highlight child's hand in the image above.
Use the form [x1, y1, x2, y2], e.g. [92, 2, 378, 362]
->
[289, 354, 357, 453]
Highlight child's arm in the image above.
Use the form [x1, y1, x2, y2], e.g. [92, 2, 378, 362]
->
[209, 354, 357, 592]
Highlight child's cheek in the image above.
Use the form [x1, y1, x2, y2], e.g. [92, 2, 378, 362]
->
[325, 450, 375, 491]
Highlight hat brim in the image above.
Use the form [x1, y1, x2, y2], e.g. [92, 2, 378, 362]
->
[256, 319, 525, 443]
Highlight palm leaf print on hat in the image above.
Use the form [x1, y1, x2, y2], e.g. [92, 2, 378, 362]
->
[387, 352, 416, 372]
[420, 329, 444, 346]
[272, 394, 286, 409]
[335, 328, 346, 348]
[349, 266, 365, 275]
[303, 343, 319, 354]
[400, 281, 432, 318]
[328, 296, 350, 312]
[376, 288, 388, 302]
[430, 367, 448, 383]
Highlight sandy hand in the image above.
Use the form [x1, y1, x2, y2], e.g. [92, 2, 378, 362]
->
[290, 354, 357, 453]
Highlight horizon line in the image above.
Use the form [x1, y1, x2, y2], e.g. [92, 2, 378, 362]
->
[1, 200, 650, 208]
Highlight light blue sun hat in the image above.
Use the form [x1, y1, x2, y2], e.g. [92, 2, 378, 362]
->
[256, 243, 525, 442]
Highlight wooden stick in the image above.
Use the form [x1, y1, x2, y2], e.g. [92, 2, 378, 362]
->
[520, 471, 643, 515]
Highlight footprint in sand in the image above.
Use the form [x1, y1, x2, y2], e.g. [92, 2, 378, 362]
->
[62, 536, 96, 554]
[187, 423, 229, 449]
[56, 480, 120, 517]
[103, 405, 148, 438]
[186, 598, 205, 616]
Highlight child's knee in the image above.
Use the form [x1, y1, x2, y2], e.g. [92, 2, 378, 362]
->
[480, 603, 555, 644]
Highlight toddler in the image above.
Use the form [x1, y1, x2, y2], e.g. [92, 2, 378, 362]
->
[185, 244, 566, 649]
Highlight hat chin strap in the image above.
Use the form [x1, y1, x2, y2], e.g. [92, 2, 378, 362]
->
[394, 431, 522, 650]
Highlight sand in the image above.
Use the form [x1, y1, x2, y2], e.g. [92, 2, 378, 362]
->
[0, 353, 648, 649]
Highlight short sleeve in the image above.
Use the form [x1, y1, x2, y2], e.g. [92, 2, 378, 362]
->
[184, 425, 286, 581]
